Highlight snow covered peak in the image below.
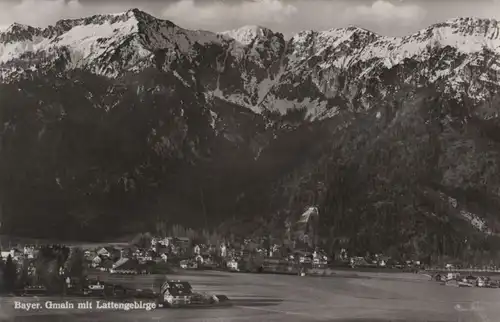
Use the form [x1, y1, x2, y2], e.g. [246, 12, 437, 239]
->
[125, 8, 153, 19]
[3, 23, 33, 32]
[286, 16, 500, 68]
[0, 8, 226, 79]
[219, 25, 275, 45]
[120, 8, 177, 28]
[316, 26, 381, 45]
[443, 16, 499, 28]
[338, 25, 378, 35]
[0, 22, 41, 43]
[401, 17, 500, 54]
[40, 8, 179, 41]
[429, 17, 500, 38]
[417, 17, 500, 42]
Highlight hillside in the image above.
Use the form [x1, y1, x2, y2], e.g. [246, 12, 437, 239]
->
[1, 10, 500, 260]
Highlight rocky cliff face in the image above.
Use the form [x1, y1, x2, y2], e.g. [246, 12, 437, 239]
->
[1, 10, 500, 259]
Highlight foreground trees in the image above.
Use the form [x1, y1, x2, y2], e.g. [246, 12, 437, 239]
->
[2, 255, 17, 293]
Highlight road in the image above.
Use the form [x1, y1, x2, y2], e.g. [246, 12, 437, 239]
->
[1, 270, 500, 321]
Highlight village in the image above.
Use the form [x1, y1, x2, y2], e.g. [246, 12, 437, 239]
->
[0, 208, 497, 294]
[0, 232, 445, 277]
[1, 228, 499, 297]
[0, 233, 411, 279]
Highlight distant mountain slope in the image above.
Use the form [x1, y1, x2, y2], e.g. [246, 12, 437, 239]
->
[1, 10, 500, 262]
[257, 88, 500, 260]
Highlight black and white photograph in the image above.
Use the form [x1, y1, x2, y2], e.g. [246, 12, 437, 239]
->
[1, 0, 500, 321]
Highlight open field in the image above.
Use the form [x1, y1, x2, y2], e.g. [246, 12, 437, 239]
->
[2, 270, 500, 321]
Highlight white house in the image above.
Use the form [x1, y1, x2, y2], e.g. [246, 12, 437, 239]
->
[227, 259, 239, 271]
[0, 251, 10, 260]
[151, 237, 158, 247]
[220, 244, 227, 257]
[158, 238, 171, 246]
[91, 256, 102, 268]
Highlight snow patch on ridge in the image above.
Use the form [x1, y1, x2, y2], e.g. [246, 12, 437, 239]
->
[219, 25, 272, 45]
[290, 18, 500, 72]
[0, 16, 142, 65]
[0, 9, 225, 76]
[2, 11, 500, 120]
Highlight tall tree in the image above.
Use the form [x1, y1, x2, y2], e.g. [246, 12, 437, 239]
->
[65, 247, 85, 279]
[64, 247, 85, 291]
[0, 246, 3, 271]
[132, 233, 152, 249]
[3, 254, 17, 292]
[0, 249, 4, 293]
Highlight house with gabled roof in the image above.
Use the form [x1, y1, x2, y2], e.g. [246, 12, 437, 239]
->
[96, 247, 120, 259]
[91, 256, 102, 268]
[111, 258, 140, 274]
[113, 257, 129, 269]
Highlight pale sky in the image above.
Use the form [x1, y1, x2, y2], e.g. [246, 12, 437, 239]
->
[0, 0, 500, 37]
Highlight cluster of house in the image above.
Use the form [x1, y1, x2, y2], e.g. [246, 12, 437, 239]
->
[85, 246, 149, 274]
[0, 236, 493, 276]
[180, 238, 333, 271]
[435, 272, 500, 288]
[348, 255, 420, 269]
[150, 236, 190, 254]
[85, 236, 194, 274]
[0, 240, 421, 273]
[0, 232, 431, 276]
[1, 246, 38, 262]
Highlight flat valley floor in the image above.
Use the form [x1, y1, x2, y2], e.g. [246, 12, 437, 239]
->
[1, 270, 498, 322]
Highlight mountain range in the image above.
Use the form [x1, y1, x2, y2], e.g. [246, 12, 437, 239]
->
[1, 9, 500, 261]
